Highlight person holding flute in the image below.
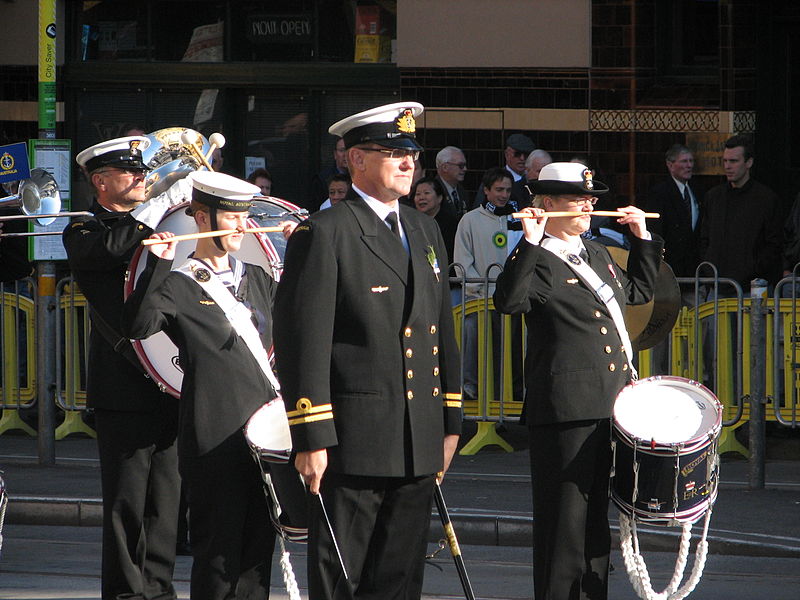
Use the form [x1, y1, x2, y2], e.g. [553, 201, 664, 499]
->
[493, 162, 662, 600]
[122, 171, 290, 600]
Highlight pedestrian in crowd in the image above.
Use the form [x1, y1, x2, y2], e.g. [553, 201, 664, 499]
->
[700, 134, 783, 292]
[782, 190, 800, 279]
[435, 145, 470, 218]
[247, 167, 273, 197]
[63, 136, 183, 600]
[454, 167, 523, 402]
[273, 102, 462, 600]
[644, 144, 702, 281]
[310, 136, 349, 212]
[494, 162, 662, 600]
[123, 171, 290, 600]
[412, 175, 458, 265]
[318, 173, 352, 210]
[472, 133, 536, 209]
[512, 148, 552, 207]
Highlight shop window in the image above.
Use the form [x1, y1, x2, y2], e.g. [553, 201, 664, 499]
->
[69, 0, 395, 63]
[655, 0, 720, 75]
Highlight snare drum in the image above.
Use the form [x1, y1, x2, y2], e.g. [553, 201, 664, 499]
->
[244, 399, 308, 542]
[610, 376, 722, 525]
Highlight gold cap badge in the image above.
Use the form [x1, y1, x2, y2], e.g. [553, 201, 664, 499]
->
[396, 109, 416, 134]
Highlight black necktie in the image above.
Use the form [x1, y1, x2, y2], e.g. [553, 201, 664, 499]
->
[451, 188, 461, 210]
[579, 247, 589, 263]
[683, 185, 692, 213]
[385, 212, 400, 239]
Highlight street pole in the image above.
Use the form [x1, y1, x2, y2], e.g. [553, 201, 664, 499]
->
[748, 278, 767, 489]
[36, 0, 58, 465]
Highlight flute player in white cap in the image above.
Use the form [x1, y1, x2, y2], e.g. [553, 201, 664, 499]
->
[494, 163, 663, 600]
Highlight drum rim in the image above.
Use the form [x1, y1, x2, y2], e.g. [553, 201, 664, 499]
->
[124, 198, 305, 398]
[613, 375, 723, 448]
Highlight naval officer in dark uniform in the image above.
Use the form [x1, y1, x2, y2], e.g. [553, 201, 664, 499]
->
[122, 171, 287, 600]
[63, 136, 184, 600]
[273, 103, 463, 600]
[494, 163, 662, 600]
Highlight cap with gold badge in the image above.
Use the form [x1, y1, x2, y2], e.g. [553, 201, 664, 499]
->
[329, 102, 424, 151]
[76, 136, 150, 173]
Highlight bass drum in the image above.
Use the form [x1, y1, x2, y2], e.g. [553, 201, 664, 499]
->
[124, 197, 306, 397]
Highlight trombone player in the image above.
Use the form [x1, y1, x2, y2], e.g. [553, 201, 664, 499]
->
[63, 136, 189, 600]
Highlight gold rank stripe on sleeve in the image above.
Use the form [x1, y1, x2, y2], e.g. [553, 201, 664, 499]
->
[444, 392, 462, 408]
[286, 398, 333, 426]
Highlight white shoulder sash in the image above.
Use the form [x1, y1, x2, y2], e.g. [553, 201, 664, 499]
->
[175, 259, 281, 393]
[539, 238, 637, 378]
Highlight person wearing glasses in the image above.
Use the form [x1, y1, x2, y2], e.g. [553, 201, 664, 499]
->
[274, 102, 462, 600]
[63, 136, 190, 600]
[435, 145, 470, 219]
[494, 162, 662, 600]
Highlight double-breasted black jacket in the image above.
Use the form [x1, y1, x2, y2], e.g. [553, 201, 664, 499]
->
[273, 197, 462, 478]
[494, 235, 662, 425]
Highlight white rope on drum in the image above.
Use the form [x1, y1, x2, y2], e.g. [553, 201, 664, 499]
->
[277, 535, 302, 600]
[618, 508, 711, 600]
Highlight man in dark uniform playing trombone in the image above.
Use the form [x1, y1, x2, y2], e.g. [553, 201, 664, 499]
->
[274, 102, 462, 600]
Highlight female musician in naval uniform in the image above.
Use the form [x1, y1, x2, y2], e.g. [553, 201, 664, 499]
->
[123, 171, 289, 600]
[494, 163, 663, 600]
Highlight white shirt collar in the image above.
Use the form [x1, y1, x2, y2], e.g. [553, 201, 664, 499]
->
[352, 183, 398, 221]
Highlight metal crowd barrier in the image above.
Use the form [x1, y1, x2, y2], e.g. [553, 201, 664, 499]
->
[55, 277, 94, 439]
[0, 279, 37, 436]
[451, 262, 799, 459]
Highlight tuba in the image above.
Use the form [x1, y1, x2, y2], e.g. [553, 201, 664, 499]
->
[142, 127, 225, 199]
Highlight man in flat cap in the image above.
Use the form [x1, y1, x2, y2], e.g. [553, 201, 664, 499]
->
[494, 163, 662, 600]
[123, 171, 293, 600]
[274, 102, 462, 600]
[63, 136, 189, 600]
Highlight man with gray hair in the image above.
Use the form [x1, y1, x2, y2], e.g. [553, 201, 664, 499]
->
[644, 144, 702, 278]
[435, 145, 469, 218]
[515, 149, 553, 205]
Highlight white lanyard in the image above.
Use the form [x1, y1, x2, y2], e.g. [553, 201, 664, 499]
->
[539, 238, 637, 378]
[176, 259, 281, 393]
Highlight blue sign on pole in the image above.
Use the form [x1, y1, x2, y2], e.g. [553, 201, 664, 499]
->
[0, 142, 31, 184]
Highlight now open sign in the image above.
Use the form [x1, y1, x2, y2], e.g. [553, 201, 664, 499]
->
[246, 14, 313, 44]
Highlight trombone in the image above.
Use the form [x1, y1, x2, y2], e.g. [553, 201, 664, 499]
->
[0, 168, 92, 237]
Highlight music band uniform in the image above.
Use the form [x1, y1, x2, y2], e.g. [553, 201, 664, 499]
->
[493, 165, 662, 600]
[122, 173, 278, 600]
[63, 137, 180, 600]
[273, 103, 462, 600]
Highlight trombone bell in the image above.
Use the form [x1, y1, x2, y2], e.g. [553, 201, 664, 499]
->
[0, 168, 61, 225]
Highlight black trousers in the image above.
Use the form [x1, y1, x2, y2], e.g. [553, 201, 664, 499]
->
[180, 430, 276, 600]
[308, 472, 436, 600]
[94, 405, 180, 600]
[529, 419, 612, 600]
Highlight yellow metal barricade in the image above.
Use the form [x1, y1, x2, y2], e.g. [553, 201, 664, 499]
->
[55, 279, 95, 439]
[0, 285, 37, 436]
[452, 298, 523, 454]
